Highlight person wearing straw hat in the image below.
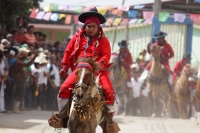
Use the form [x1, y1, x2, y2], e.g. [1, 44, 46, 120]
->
[59, 7, 118, 128]
[10, 47, 38, 113]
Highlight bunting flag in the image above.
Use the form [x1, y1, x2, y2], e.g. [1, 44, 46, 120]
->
[143, 11, 154, 21]
[112, 9, 123, 17]
[105, 18, 114, 26]
[29, 9, 38, 18]
[128, 10, 138, 18]
[143, 19, 152, 24]
[50, 3, 59, 11]
[58, 5, 67, 10]
[134, 5, 145, 9]
[43, 5, 51, 12]
[43, 12, 52, 21]
[136, 18, 144, 24]
[74, 15, 79, 24]
[75, 6, 82, 13]
[36, 11, 45, 20]
[118, 5, 130, 11]
[174, 13, 185, 23]
[129, 19, 138, 24]
[65, 15, 72, 24]
[190, 14, 200, 21]
[120, 18, 129, 26]
[112, 18, 122, 26]
[59, 14, 66, 19]
[50, 13, 59, 21]
[97, 8, 108, 15]
[159, 12, 170, 22]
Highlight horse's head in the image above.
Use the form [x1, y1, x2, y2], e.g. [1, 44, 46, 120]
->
[74, 58, 100, 102]
[182, 64, 195, 77]
[150, 43, 161, 59]
[109, 53, 119, 67]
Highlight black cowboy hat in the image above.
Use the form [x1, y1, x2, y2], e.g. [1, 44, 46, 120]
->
[153, 31, 168, 39]
[118, 40, 128, 48]
[183, 53, 192, 59]
[78, 7, 106, 24]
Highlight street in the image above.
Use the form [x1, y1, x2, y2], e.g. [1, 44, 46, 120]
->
[0, 111, 200, 133]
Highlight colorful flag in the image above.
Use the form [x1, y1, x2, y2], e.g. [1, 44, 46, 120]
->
[43, 12, 52, 21]
[134, 5, 145, 9]
[159, 12, 170, 22]
[129, 19, 138, 24]
[74, 15, 79, 24]
[58, 5, 67, 10]
[136, 18, 144, 24]
[97, 8, 107, 15]
[50, 13, 59, 21]
[75, 6, 82, 13]
[43, 5, 51, 12]
[190, 14, 200, 21]
[29, 9, 38, 19]
[65, 15, 72, 24]
[105, 18, 114, 26]
[59, 14, 66, 19]
[36, 11, 45, 20]
[50, 3, 59, 11]
[174, 13, 185, 23]
[143, 19, 152, 24]
[113, 18, 122, 26]
[120, 18, 129, 26]
[143, 11, 154, 21]
[118, 5, 130, 11]
[128, 10, 138, 18]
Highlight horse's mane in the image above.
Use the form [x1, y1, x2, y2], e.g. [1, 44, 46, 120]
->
[77, 58, 100, 73]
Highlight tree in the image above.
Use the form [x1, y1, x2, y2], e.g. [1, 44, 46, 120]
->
[0, 0, 43, 29]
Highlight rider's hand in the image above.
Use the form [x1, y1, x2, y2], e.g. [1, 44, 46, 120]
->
[59, 69, 68, 80]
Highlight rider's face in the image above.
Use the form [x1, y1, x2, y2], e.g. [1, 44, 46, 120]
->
[157, 37, 165, 45]
[85, 22, 98, 38]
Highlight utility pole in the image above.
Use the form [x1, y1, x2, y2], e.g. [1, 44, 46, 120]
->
[153, 0, 161, 16]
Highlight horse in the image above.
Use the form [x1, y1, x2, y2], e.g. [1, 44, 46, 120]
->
[194, 67, 200, 112]
[169, 64, 194, 119]
[108, 53, 131, 115]
[146, 45, 170, 117]
[68, 58, 120, 133]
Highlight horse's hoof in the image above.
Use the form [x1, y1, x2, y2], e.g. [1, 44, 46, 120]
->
[152, 113, 156, 118]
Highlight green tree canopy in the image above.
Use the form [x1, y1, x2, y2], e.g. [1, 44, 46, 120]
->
[0, 0, 43, 29]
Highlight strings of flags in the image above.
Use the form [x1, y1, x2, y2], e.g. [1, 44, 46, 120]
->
[29, 3, 200, 26]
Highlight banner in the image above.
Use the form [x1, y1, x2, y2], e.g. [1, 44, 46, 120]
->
[36, 11, 45, 20]
[50, 3, 59, 11]
[128, 10, 138, 18]
[129, 19, 138, 24]
[65, 15, 72, 24]
[174, 13, 185, 23]
[159, 12, 170, 22]
[120, 18, 129, 26]
[118, 5, 129, 11]
[50, 13, 59, 21]
[29, 9, 38, 19]
[97, 8, 108, 15]
[74, 15, 79, 24]
[43, 12, 52, 21]
[190, 14, 200, 21]
[143, 11, 154, 21]
[112, 18, 122, 26]
[59, 14, 66, 19]
[105, 18, 114, 26]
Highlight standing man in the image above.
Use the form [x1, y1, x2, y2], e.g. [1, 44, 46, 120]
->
[118, 40, 133, 82]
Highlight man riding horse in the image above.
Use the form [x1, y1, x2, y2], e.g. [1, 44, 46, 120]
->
[142, 31, 174, 92]
[173, 54, 191, 81]
[58, 7, 118, 129]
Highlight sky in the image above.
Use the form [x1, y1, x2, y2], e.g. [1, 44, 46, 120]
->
[39, 0, 172, 8]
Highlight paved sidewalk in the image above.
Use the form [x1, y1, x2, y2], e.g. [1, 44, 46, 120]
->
[0, 110, 200, 133]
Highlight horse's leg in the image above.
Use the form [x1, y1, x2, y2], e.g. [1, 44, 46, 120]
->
[177, 100, 182, 119]
[164, 88, 169, 117]
[168, 95, 173, 118]
[152, 90, 157, 117]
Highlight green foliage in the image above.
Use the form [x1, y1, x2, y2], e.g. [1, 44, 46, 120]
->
[0, 0, 43, 27]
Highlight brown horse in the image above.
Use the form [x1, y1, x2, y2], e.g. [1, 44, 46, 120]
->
[194, 67, 200, 112]
[169, 64, 194, 119]
[108, 53, 131, 115]
[147, 45, 169, 117]
[68, 58, 120, 133]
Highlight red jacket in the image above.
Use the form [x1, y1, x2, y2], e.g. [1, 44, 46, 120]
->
[174, 60, 184, 76]
[147, 41, 174, 63]
[62, 29, 111, 71]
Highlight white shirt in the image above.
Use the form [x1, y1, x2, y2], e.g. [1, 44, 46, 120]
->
[40, 65, 48, 85]
[49, 64, 60, 87]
